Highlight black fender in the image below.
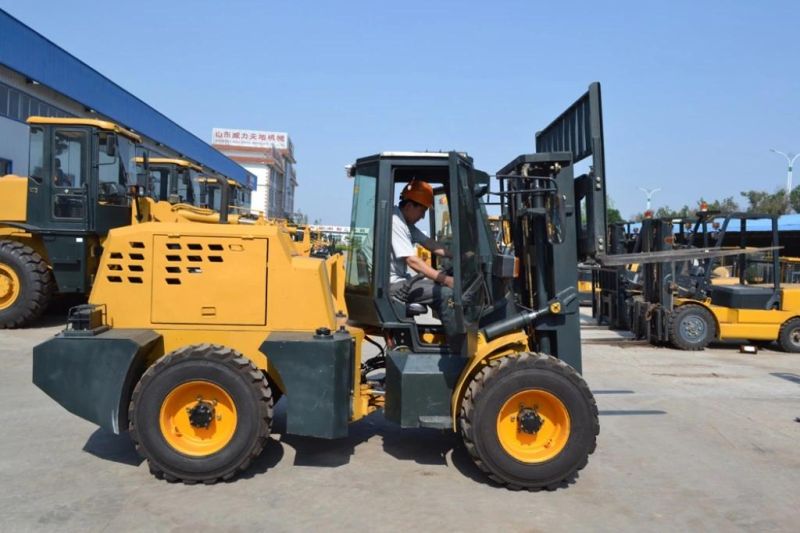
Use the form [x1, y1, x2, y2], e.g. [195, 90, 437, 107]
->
[33, 329, 161, 434]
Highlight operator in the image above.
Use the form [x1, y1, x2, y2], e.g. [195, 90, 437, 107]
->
[53, 158, 71, 187]
[390, 179, 463, 352]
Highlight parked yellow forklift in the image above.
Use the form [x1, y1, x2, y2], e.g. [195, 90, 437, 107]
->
[33, 83, 606, 489]
[628, 213, 800, 351]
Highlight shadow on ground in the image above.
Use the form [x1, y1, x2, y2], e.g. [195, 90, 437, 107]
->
[79, 397, 589, 489]
[82, 429, 143, 466]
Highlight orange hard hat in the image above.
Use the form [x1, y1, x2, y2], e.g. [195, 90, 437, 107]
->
[401, 179, 434, 209]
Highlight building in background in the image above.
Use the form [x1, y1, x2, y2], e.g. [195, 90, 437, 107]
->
[212, 128, 297, 219]
[0, 10, 254, 187]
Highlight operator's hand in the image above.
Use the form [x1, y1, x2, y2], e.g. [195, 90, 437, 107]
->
[435, 271, 454, 288]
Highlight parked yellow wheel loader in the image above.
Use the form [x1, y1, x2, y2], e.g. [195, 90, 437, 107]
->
[0, 116, 275, 328]
[0, 117, 143, 328]
[33, 83, 607, 489]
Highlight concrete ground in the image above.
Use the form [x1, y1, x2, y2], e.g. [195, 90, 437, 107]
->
[1, 309, 798, 533]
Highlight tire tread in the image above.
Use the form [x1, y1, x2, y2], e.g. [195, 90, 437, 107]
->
[458, 352, 599, 491]
[0, 239, 54, 329]
[128, 343, 273, 484]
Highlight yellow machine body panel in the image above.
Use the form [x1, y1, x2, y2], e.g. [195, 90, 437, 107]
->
[0, 175, 28, 221]
[149, 235, 267, 325]
[89, 222, 342, 389]
[779, 285, 800, 310]
[92, 222, 331, 329]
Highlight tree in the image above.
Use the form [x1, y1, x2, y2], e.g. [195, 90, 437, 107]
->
[654, 205, 691, 219]
[789, 186, 800, 213]
[702, 196, 740, 213]
[740, 189, 788, 215]
[606, 196, 623, 224]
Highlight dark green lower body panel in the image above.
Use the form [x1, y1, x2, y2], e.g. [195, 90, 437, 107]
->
[42, 234, 92, 294]
[260, 331, 353, 439]
[385, 351, 467, 429]
[32, 329, 161, 434]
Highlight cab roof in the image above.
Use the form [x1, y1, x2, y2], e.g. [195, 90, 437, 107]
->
[26, 116, 142, 143]
[136, 157, 202, 172]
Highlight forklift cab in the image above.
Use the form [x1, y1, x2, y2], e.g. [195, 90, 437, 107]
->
[344, 152, 489, 353]
[25, 117, 140, 235]
[136, 157, 202, 206]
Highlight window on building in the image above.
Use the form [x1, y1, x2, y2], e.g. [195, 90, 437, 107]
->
[0, 85, 7, 117]
[0, 157, 12, 175]
[0, 82, 72, 122]
[8, 90, 19, 120]
[19, 94, 30, 120]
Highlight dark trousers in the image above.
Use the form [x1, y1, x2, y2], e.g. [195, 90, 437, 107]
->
[390, 277, 464, 353]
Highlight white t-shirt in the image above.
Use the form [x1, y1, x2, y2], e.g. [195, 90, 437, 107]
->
[391, 206, 430, 283]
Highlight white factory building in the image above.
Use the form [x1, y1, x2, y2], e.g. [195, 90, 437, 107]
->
[212, 127, 297, 219]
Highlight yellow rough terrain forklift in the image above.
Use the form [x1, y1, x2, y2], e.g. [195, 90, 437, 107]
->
[33, 83, 606, 489]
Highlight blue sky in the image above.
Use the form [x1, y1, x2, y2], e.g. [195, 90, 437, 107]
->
[3, 0, 798, 224]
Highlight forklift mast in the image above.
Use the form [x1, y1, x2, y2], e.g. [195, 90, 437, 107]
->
[494, 82, 607, 372]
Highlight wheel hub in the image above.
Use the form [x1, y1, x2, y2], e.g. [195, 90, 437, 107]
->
[0, 275, 10, 298]
[681, 316, 706, 340]
[496, 389, 571, 463]
[187, 399, 215, 429]
[0, 263, 20, 309]
[517, 407, 544, 434]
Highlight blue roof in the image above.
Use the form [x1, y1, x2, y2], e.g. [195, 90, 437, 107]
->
[0, 10, 255, 189]
[627, 214, 800, 234]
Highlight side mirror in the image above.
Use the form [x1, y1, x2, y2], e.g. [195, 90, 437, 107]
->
[105, 134, 117, 157]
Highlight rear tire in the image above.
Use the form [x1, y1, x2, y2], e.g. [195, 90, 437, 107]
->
[459, 353, 599, 490]
[129, 344, 273, 484]
[669, 304, 715, 351]
[0, 240, 54, 328]
[778, 317, 800, 353]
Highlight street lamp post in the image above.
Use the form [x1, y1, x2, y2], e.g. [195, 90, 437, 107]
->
[770, 148, 800, 199]
[639, 187, 661, 211]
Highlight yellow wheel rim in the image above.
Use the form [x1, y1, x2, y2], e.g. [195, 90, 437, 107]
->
[496, 389, 571, 463]
[0, 263, 21, 311]
[159, 380, 238, 457]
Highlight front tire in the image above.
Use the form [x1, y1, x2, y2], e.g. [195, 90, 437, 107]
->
[0, 240, 54, 328]
[778, 317, 800, 353]
[129, 344, 273, 484]
[669, 304, 715, 351]
[459, 353, 599, 490]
